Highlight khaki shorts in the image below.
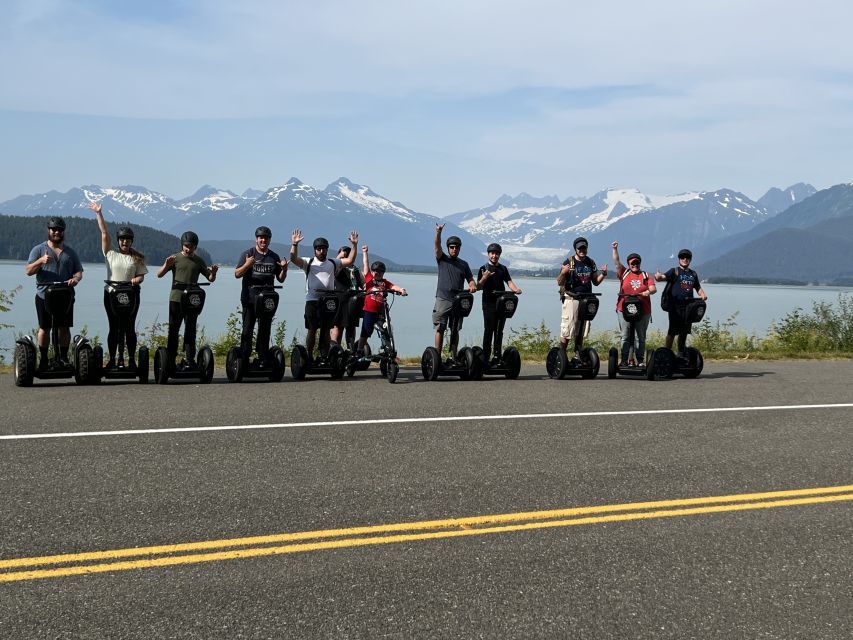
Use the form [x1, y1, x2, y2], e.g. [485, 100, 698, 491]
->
[432, 297, 460, 331]
[560, 297, 590, 340]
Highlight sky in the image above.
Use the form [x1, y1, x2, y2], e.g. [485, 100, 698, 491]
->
[1, 0, 852, 215]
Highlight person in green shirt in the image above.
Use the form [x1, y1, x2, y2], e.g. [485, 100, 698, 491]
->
[156, 231, 218, 368]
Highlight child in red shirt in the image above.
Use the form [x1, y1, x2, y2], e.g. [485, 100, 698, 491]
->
[357, 245, 408, 355]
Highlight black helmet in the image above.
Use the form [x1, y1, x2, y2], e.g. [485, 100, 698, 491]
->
[48, 216, 66, 230]
[573, 236, 589, 251]
[487, 242, 502, 254]
[313, 237, 329, 250]
[370, 260, 386, 273]
[626, 252, 641, 264]
[117, 226, 134, 240]
[338, 245, 351, 256]
[446, 235, 462, 248]
[255, 226, 272, 238]
[181, 231, 199, 246]
[678, 248, 693, 260]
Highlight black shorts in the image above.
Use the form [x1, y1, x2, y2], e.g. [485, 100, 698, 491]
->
[333, 293, 362, 329]
[35, 294, 74, 330]
[304, 300, 322, 330]
[667, 303, 692, 336]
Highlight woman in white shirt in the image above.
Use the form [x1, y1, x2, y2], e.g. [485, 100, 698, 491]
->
[90, 201, 148, 369]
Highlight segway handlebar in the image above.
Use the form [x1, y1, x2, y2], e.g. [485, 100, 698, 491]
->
[172, 281, 211, 288]
[104, 280, 134, 285]
[250, 284, 283, 290]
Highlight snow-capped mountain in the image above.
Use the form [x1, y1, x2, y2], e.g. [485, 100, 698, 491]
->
[176, 185, 243, 213]
[176, 177, 483, 266]
[448, 188, 700, 249]
[756, 183, 817, 216]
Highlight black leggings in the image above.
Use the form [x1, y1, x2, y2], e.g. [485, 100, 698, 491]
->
[103, 287, 140, 361]
[241, 303, 273, 361]
[168, 301, 198, 361]
[482, 307, 507, 361]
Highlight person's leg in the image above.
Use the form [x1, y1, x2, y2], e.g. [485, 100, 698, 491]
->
[35, 295, 51, 366]
[240, 303, 255, 361]
[432, 298, 451, 352]
[167, 301, 183, 362]
[618, 315, 631, 364]
[559, 298, 573, 353]
[104, 290, 118, 365]
[494, 315, 507, 360]
[665, 309, 679, 350]
[482, 308, 496, 361]
[126, 285, 140, 367]
[635, 315, 651, 363]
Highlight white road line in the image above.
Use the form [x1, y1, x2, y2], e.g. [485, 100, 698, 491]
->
[2, 403, 852, 441]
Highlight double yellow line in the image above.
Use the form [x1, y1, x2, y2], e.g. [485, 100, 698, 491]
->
[3, 485, 851, 583]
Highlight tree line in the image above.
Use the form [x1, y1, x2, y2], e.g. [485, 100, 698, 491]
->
[0, 215, 211, 265]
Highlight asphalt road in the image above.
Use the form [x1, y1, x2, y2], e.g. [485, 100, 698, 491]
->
[1, 361, 852, 638]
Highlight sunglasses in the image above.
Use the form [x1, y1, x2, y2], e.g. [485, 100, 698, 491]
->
[49, 228, 64, 232]
[629, 260, 641, 267]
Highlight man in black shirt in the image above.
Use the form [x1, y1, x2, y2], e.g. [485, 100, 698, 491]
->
[433, 224, 477, 352]
[477, 242, 522, 363]
[234, 226, 288, 366]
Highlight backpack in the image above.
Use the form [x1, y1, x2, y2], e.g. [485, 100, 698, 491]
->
[660, 279, 672, 312]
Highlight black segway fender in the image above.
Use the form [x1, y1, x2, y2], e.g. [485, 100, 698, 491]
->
[502, 347, 521, 380]
[137, 345, 149, 384]
[13, 339, 36, 387]
[154, 346, 171, 384]
[683, 347, 704, 378]
[546, 346, 568, 380]
[580, 347, 600, 379]
[198, 346, 214, 384]
[269, 347, 286, 382]
[226, 346, 243, 383]
[646, 348, 675, 381]
[290, 344, 309, 380]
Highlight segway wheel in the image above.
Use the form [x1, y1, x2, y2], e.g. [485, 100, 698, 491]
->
[269, 347, 286, 382]
[608, 347, 618, 379]
[137, 346, 149, 384]
[13, 342, 35, 387]
[683, 347, 704, 379]
[388, 361, 399, 384]
[379, 358, 388, 378]
[471, 346, 485, 380]
[647, 348, 674, 381]
[502, 347, 521, 380]
[154, 346, 170, 385]
[226, 347, 243, 383]
[198, 347, 214, 384]
[345, 351, 356, 377]
[580, 347, 600, 379]
[457, 347, 474, 380]
[290, 345, 309, 380]
[90, 345, 104, 384]
[329, 345, 346, 379]
[74, 344, 93, 385]
[421, 347, 441, 381]
[546, 346, 568, 380]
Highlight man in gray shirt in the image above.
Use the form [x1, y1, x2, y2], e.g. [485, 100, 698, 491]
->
[433, 224, 476, 352]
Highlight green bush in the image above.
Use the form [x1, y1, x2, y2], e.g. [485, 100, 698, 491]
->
[766, 294, 853, 352]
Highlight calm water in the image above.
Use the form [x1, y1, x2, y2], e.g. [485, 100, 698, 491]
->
[1, 261, 850, 358]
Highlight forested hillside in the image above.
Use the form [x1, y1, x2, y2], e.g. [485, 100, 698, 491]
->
[0, 215, 211, 265]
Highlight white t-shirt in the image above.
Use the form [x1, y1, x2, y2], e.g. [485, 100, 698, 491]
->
[304, 258, 339, 301]
[104, 249, 148, 283]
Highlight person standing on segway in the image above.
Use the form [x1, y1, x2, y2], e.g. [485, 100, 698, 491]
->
[290, 229, 359, 362]
[357, 245, 408, 355]
[433, 224, 477, 352]
[156, 231, 218, 369]
[331, 244, 365, 351]
[612, 241, 655, 367]
[234, 226, 288, 368]
[556, 237, 607, 359]
[655, 249, 707, 355]
[90, 202, 148, 370]
[477, 243, 522, 366]
[24, 216, 84, 369]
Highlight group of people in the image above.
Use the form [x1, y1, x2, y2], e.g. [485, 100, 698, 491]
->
[23, 205, 707, 373]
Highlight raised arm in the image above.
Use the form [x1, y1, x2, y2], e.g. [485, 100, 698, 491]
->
[25, 247, 51, 276]
[290, 229, 306, 269]
[611, 241, 623, 273]
[339, 231, 359, 267]
[157, 254, 176, 278]
[362, 244, 370, 274]
[90, 201, 110, 254]
[434, 223, 445, 260]
[276, 257, 289, 283]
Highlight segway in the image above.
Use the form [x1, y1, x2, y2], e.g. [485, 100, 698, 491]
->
[343, 290, 372, 377]
[350, 288, 404, 383]
[607, 293, 647, 379]
[290, 289, 347, 379]
[91, 281, 149, 384]
[153, 282, 215, 384]
[546, 292, 601, 380]
[226, 285, 286, 383]
[471, 292, 522, 380]
[645, 299, 707, 380]
[421, 290, 479, 381]
[13, 282, 96, 387]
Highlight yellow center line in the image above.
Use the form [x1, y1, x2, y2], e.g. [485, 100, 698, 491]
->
[1, 487, 851, 583]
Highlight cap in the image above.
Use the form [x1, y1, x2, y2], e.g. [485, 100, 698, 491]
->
[48, 216, 66, 230]
[678, 249, 693, 260]
[181, 231, 199, 246]
[487, 242, 502, 254]
[255, 226, 272, 238]
[573, 236, 589, 251]
[313, 237, 329, 250]
[117, 226, 134, 240]
[446, 235, 462, 248]
[626, 252, 641, 264]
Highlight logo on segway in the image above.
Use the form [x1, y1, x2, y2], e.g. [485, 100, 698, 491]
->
[505, 300, 515, 312]
[461, 298, 471, 311]
[189, 293, 202, 308]
[264, 298, 276, 312]
[324, 298, 338, 312]
[587, 301, 598, 315]
[117, 292, 131, 306]
[626, 301, 639, 316]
